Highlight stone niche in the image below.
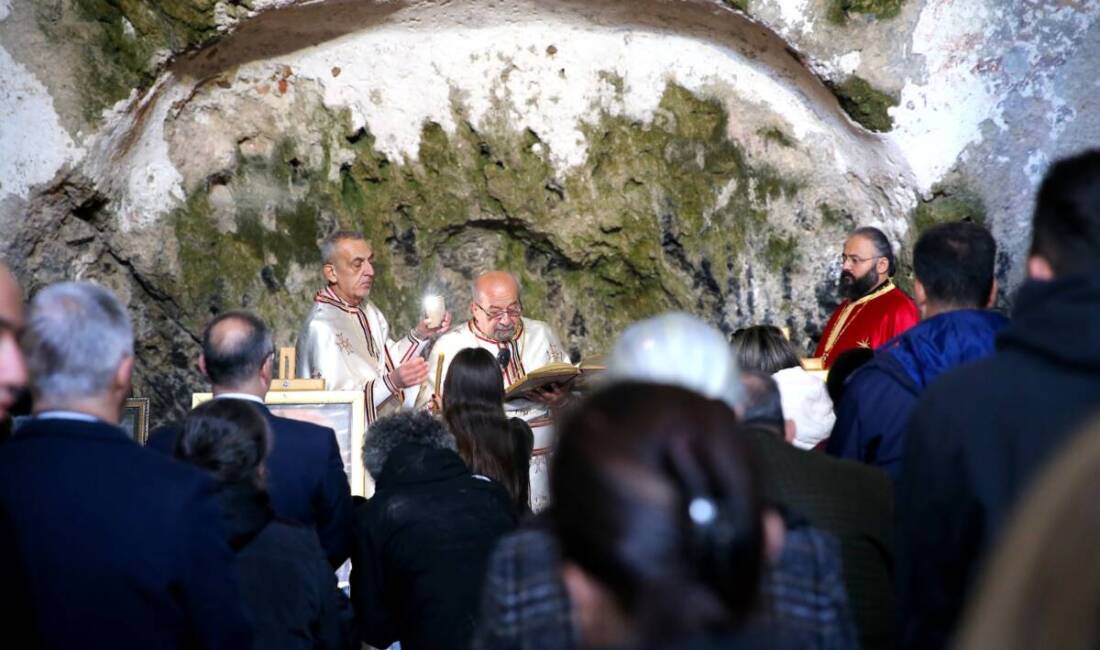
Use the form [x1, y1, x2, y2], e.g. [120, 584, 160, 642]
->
[1, 0, 1097, 421]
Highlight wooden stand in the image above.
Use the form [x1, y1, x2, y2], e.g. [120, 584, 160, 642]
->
[269, 347, 326, 391]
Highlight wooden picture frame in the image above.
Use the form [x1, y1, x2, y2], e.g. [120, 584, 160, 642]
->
[191, 390, 370, 496]
[122, 398, 150, 445]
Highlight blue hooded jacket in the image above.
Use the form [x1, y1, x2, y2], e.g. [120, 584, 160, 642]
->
[827, 309, 1009, 480]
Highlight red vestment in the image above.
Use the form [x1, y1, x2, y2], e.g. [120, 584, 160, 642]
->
[814, 280, 919, 368]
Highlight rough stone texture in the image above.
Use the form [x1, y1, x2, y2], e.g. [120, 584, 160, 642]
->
[1, 0, 1098, 422]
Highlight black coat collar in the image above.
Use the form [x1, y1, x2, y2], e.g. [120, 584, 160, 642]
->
[377, 443, 470, 489]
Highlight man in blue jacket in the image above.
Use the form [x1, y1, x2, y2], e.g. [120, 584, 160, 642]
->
[0, 282, 252, 649]
[897, 149, 1100, 649]
[148, 311, 353, 567]
[828, 220, 1008, 481]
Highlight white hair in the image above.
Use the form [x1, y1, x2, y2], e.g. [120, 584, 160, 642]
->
[25, 282, 133, 401]
[605, 312, 743, 411]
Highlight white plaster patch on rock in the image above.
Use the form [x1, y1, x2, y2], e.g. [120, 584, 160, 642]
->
[1025, 149, 1049, 187]
[888, 0, 1001, 192]
[86, 76, 188, 231]
[287, 19, 836, 175]
[836, 51, 862, 76]
[0, 0, 11, 22]
[0, 43, 83, 200]
[806, 50, 862, 82]
[775, 0, 814, 36]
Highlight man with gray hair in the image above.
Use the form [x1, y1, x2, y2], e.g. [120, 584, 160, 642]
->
[297, 230, 451, 425]
[0, 282, 252, 649]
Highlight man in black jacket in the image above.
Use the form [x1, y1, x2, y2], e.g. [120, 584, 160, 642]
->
[148, 311, 353, 567]
[740, 371, 895, 650]
[0, 282, 252, 649]
[898, 149, 1100, 650]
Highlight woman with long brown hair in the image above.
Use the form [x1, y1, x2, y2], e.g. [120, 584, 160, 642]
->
[442, 347, 533, 514]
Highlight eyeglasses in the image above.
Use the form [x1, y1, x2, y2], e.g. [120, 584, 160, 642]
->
[840, 254, 881, 266]
[474, 302, 523, 321]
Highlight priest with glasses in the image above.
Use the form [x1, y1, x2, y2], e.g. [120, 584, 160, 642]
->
[419, 270, 568, 510]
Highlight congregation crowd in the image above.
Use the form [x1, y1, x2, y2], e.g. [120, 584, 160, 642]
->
[2, 149, 1100, 650]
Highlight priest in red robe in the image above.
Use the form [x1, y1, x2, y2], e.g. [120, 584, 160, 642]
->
[815, 226, 919, 368]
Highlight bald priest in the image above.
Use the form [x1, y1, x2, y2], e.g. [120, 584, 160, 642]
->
[418, 271, 567, 511]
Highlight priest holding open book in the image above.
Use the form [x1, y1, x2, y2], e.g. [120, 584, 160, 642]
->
[418, 271, 569, 511]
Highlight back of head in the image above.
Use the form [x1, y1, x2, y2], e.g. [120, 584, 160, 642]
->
[1030, 150, 1100, 277]
[442, 348, 525, 500]
[730, 325, 802, 375]
[362, 410, 457, 478]
[738, 370, 785, 432]
[606, 312, 743, 412]
[24, 282, 133, 404]
[826, 347, 874, 406]
[914, 220, 997, 308]
[202, 311, 274, 388]
[442, 347, 505, 413]
[551, 382, 764, 642]
[851, 226, 897, 276]
[176, 399, 272, 489]
[957, 417, 1100, 650]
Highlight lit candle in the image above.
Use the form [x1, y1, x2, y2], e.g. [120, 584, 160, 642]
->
[423, 294, 445, 329]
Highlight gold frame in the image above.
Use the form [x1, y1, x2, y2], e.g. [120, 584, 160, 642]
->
[123, 398, 150, 445]
[191, 390, 369, 496]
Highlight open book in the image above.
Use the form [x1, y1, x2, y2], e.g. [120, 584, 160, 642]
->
[504, 358, 605, 400]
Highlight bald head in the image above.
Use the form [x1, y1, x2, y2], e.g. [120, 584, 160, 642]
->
[471, 271, 523, 342]
[0, 264, 27, 419]
[474, 271, 521, 301]
[200, 311, 274, 393]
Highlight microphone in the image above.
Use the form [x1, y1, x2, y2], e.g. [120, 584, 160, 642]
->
[497, 347, 511, 370]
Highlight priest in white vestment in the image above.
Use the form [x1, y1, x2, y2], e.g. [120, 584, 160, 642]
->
[297, 230, 451, 424]
[418, 271, 568, 511]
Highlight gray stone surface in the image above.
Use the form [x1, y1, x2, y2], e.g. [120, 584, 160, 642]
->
[0, 0, 1097, 422]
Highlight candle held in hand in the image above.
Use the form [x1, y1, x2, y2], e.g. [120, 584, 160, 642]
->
[423, 295, 445, 328]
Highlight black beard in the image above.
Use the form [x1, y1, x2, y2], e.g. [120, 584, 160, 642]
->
[839, 270, 880, 300]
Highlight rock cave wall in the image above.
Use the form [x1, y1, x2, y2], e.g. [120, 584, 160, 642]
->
[1, 0, 1097, 422]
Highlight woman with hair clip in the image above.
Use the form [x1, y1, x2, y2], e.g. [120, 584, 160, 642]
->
[549, 382, 802, 650]
[176, 399, 347, 650]
[442, 347, 534, 516]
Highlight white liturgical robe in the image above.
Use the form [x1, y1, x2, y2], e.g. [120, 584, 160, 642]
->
[419, 318, 566, 511]
[296, 287, 429, 424]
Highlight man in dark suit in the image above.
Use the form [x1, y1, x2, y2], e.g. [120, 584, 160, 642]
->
[0, 281, 252, 649]
[148, 310, 353, 566]
[739, 370, 896, 650]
